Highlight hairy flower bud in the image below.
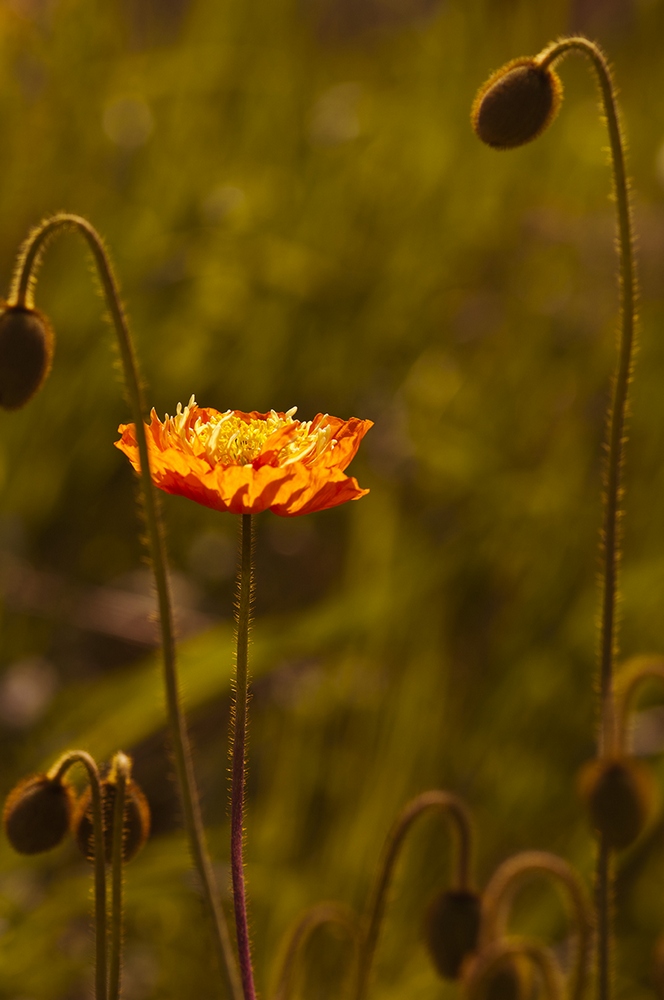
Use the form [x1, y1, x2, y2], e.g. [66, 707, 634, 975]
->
[73, 776, 150, 864]
[0, 305, 54, 409]
[3, 774, 73, 854]
[579, 756, 654, 850]
[472, 58, 562, 150]
[425, 889, 482, 979]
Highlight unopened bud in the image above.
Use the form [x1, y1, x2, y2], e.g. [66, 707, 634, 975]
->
[579, 756, 654, 850]
[472, 58, 562, 150]
[73, 776, 150, 864]
[425, 889, 482, 979]
[478, 958, 531, 1000]
[0, 305, 54, 409]
[3, 774, 73, 854]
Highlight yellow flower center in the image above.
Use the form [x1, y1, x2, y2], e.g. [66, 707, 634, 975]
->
[164, 396, 335, 468]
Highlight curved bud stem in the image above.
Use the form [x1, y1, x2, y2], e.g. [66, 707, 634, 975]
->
[482, 851, 593, 1000]
[109, 752, 131, 1000]
[464, 938, 564, 1000]
[536, 34, 635, 764]
[354, 789, 474, 1000]
[534, 39, 636, 1000]
[272, 902, 360, 1000]
[614, 655, 664, 754]
[15, 215, 241, 1000]
[48, 750, 107, 1000]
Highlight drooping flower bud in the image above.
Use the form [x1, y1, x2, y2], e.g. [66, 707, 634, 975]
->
[0, 305, 54, 409]
[424, 889, 482, 979]
[476, 957, 531, 1000]
[3, 773, 73, 854]
[472, 58, 563, 150]
[73, 775, 150, 864]
[579, 756, 654, 850]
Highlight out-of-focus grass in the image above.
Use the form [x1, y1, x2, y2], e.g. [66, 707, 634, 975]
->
[1, 0, 664, 997]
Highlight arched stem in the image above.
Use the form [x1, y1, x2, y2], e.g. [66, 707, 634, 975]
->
[482, 850, 593, 1000]
[614, 655, 664, 753]
[230, 513, 257, 1000]
[464, 938, 565, 1000]
[537, 35, 636, 762]
[48, 750, 107, 1000]
[15, 214, 241, 1000]
[272, 902, 360, 1000]
[536, 39, 637, 1000]
[354, 789, 474, 1000]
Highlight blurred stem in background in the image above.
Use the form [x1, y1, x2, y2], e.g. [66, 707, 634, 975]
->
[10, 214, 242, 1000]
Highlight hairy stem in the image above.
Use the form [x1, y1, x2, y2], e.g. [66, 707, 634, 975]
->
[231, 513, 257, 1000]
[537, 39, 637, 1000]
[49, 750, 107, 1000]
[109, 753, 131, 1000]
[15, 214, 241, 1000]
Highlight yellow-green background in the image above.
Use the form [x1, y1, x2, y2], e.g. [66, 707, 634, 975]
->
[1, 0, 664, 996]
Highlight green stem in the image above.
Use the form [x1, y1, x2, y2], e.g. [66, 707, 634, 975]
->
[481, 850, 593, 1000]
[230, 513, 257, 1000]
[537, 40, 637, 1000]
[13, 214, 241, 1000]
[354, 789, 473, 1000]
[49, 750, 107, 1000]
[272, 902, 360, 1000]
[465, 939, 564, 1000]
[109, 753, 131, 1000]
[538, 36, 636, 758]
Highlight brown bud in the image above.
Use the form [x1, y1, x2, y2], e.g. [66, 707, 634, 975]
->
[4, 774, 73, 854]
[472, 58, 562, 150]
[579, 756, 654, 850]
[0, 305, 54, 409]
[477, 957, 531, 1000]
[425, 889, 482, 979]
[73, 776, 150, 864]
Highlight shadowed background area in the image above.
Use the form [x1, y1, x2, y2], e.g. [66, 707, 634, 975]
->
[1, 0, 664, 997]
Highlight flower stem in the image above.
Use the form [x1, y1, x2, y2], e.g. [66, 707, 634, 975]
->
[13, 214, 242, 1000]
[354, 789, 473, 1000]
[537, 39, 637, 1000]
[231, 513, 257, 1000]
[109, 753, 131, 1000]
[481, 850, 592, 1000]
[49, 750, 107, 1000]
[272, 902, 360, 1000]
[537, 36, 636, 758]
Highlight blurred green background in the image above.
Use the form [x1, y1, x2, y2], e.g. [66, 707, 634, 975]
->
[1, 0, 664, 996]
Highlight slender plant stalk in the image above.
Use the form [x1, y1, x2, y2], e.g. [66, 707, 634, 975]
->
[482, 850, 593, 1000]
[109, 753, 131, 1000]
[537, 39, 637, 1000]
[465, 939, 564, 1000]
[49, 750, 107, 1000]
[272, 902, 360, 1000]
[230, 513, 257, 1000]
[354, 789, 473, 1000]
[537, 36, 636, 758]
[12, 214, 242, 1000]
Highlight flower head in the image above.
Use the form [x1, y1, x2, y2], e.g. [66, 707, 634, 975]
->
[116, 396, 372, 517]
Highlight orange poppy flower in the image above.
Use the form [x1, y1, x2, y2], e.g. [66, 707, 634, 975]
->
[116, 397, 372, 517]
